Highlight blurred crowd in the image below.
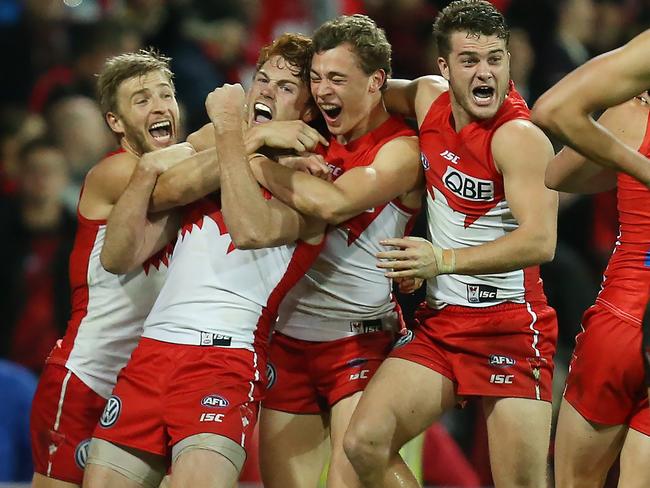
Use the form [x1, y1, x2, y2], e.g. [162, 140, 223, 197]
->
[0, 0, 648, 484]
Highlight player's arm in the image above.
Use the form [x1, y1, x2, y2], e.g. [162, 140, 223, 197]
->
[532, 30, 650, 186]
[384, 76, 448, 123]
[545, 98, 649, 193]
[99, 145, 195, 274]
[207, 85, 324, 248]
[250, 135, 422, 225]
[378, 121, 557, 278]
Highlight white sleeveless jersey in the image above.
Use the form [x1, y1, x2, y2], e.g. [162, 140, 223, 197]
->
[48, 213, 169, 399]
[276, 115, 419, 341]
[419, 88, 546, 309]
[142, 197, 321, 351]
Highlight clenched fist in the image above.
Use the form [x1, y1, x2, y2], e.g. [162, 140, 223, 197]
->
[205, 83, 246, 132]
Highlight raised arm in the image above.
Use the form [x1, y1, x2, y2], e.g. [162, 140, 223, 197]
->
[384, 76, 448, 123]
[545, 98, 649, 193]
[532, 30, 650, 186]
[99, 144, 194, 274]
[250, 135, 423, 225]
[206, 84, 323, 249]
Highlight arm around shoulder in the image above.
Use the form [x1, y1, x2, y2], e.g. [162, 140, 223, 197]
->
[384, 76, 447, 122]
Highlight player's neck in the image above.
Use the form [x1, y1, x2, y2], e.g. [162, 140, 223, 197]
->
[336, 100, 389, 145]
[121, 138, 142, 158]
[449, 97, 474, 133]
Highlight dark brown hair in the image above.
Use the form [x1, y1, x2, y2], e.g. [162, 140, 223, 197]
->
[312, 14, 392, 89]
[97, 48, 173, 115]
[433, 0, 509, 59]
[256, 33, 314, 84]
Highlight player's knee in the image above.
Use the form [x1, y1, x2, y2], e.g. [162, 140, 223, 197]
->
[343, 422, 385, 470]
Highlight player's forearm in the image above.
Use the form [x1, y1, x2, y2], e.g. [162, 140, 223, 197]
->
[218, 130, 286, 248]
[150, 148, 220, 212]
[545, 147, 617, 194]
[449, 227, 556, 276]
[101, 167, 158, 274]
[251, 158, 350, 224]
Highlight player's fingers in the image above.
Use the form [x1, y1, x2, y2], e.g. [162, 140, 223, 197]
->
[385, 269, 418, 279]
[376, 250, 409, 260]
[380, 238, 413, 248]
[376, 260, 416, 270]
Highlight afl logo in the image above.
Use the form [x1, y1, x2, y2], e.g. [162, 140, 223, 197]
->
[393, 329, 414, 349]
[420, 153, 430, 170]
[266, 363, 277, 389]
[99, 395, 122, 428]
[74, 439, 91, 469]
[201, 394, 229, 408]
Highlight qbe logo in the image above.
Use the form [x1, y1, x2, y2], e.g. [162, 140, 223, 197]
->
[201, 394, 229, 408]
[266, 363, 277, 389]
[74, 439, 91, 469]
[443, 167, 494, 201]
[99, 395, 121, 428]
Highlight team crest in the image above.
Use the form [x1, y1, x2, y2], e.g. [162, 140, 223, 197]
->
[74, 439, 91, 469]
[266, 363, 277, 389]
[99, 395, 122, 428]
[393, 329, 414, 349]
[420, 152, 430, 170]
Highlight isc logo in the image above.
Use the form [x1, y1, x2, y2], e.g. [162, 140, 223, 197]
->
[349, 370, 369, 381]
[489, 374, 514, 384]
[199, 413, 225, 422]
[440, 149, 460, 164]
[443, 167, 494, 201]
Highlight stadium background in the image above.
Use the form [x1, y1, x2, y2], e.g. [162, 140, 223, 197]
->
[0, 0, 648, 486]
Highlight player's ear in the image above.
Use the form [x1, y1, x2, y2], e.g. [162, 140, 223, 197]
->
[369, 69, 386, 94]
[438, 57, 450, 81]
[106, 112, 124, 134]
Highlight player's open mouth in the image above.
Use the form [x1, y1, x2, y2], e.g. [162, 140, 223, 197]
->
[472, 85, 495, 106]
[149, 120, 173, 144]
[254, 102, 273, 124]
[320, 103, 342, 123]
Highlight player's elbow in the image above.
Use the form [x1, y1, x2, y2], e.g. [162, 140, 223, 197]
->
[230, 226, 278, 250]
[534, 234, 556, 264]
[100, 250, 131, 275]
[531, 96, 563, 134]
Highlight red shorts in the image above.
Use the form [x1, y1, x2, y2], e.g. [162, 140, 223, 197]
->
[92, 338, 264, 456]
[390, 302, 557, 402]
[263, 331, 393, 414]
[564, 303, 650, 434]
[30, 362, 107, 483]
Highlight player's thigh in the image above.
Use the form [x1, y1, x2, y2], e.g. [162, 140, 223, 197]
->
[554, 399, 626, 488]
[259, 408, 329, 488]
[327, 392, 364, 488]
[347, 357, 456, 453]
[82, 463, 148, 488]
[483, 396, 552, 488]
[32, 473, 80, 488]
[171, 449, 237, 488]
[618, 428, 650, 488]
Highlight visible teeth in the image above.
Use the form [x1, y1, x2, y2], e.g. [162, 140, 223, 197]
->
[320, 104, 339, 110]
[254, 103, 272, 116]
[150, 121, 171, 130]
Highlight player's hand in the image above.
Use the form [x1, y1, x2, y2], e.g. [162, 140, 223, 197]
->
[138, 142, 196, 174]
[395, 276, 424, 294]
[377, 237, 454, 279]
[277, 153, 332, 180]
[250, 120, 329, 153]
[205, 83, 246, 132]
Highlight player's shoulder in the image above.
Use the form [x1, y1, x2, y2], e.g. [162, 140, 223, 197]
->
[492, 118, 553, 166]
[374, 134, 420, 167]
[85, 150, 138, 190]
[416, 75, 449, 99]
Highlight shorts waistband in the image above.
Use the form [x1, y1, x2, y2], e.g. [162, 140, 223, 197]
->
[422, 300, 548, 315]
[278, 313, 399, 342]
